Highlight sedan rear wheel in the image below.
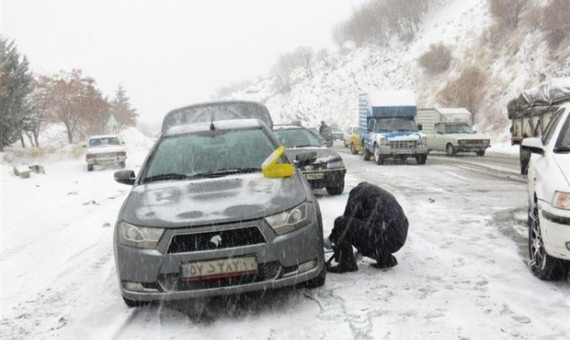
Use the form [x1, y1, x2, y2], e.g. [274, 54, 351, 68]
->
[528, 207, 566, 280]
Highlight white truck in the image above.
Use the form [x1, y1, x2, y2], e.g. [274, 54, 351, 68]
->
[508, 78, 570, 174]
[416, 107, 491, 157]
[359, 91, 428, 165]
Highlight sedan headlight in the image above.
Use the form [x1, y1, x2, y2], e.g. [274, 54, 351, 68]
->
[553, 191, 570, 210]
[265, 202, 314, 235]
[118, 222, 164, 249]
[327, 160, 344, 169]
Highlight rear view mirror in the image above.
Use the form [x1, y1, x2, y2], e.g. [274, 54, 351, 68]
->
[521, 137, 545, 156]
[417, 123, 423, 131]
[114, 170, 136, 185]
[262, 146, 295, 178]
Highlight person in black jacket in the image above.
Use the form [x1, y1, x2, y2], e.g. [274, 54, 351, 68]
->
[325, 182, 409, 273]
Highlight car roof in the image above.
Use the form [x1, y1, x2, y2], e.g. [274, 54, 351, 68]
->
[88, 135, 120, 140]
[273, 124, 306, 130]
[162, 100, 273, 133]
[164, 118, 267, 137]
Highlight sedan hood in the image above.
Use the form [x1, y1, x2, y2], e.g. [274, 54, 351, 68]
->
[121, 173, 308, 228]
[284, 147, 342, 164]
[453, 133, 491, 141]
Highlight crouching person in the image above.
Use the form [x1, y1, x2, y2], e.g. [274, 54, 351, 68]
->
[325, 182, 408, 273]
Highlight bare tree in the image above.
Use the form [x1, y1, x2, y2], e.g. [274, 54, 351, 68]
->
[488, 0, 529, 29]
[542, 0, 570, 48]
[418, 43, 452, 73]
[437, 66, 488, 122]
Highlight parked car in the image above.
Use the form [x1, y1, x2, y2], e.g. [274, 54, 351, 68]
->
[343, 127, 359, 147]
[84, 135, 126, 171]
[273, 125, 346, 195]
[113, 101, 326, 307]
[330, 127, 343, 141]
[522, 102, 570, 280]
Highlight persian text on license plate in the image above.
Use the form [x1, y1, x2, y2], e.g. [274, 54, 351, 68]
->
[305, 173, 324, 180]
[181, 256, 257, 281]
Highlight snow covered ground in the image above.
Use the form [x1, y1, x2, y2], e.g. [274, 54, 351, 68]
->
[1, 131, 569, 339]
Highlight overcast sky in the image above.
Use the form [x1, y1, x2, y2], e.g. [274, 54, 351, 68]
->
[1, 0, 366, 125]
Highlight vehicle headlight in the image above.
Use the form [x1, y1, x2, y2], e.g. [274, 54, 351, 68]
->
[118, 222, 164, 249]
[327, 160, 344, 169]
[378, 138, 387, 147]
[553, 191, 570, 210]
[419, 136, 427, 147]
[265, 202, 314, 235]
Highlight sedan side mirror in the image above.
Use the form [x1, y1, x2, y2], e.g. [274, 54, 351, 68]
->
[114, 170, 136, 185]
[521, 137, 545, 156]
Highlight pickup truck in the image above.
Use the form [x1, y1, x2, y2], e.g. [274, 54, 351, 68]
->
[359, 91, 428, 165]
[417, 108, 490, 156]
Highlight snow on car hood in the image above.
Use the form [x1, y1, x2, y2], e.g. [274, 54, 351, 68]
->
[120, 173, 307, 228]
[381, 131, 425, 140]
[284, 147, 342, 164]
[86, 145, 126, 154]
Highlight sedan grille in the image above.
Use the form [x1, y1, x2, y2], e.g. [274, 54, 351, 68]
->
[167, 226, 266, 254]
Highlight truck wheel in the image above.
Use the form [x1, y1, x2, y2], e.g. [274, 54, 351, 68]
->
[416, 155, 427, 165]
[119, 161, 126, 168]
[520, 147, 531, 175]
[446, 144, 456, 157]
[363, 148, 371, 161]
[374, 145, 384, 165]
[528, 207, 567, 280]
[87, 164, 94, 172]
[350, 143, 358, 155]
[326, 178, 344, 195]
[476, 150, 485, 157]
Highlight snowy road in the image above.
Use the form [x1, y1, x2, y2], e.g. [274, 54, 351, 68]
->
[2, 139, 569, 340]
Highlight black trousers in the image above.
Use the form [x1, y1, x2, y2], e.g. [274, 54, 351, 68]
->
[330, 216, 403, 266]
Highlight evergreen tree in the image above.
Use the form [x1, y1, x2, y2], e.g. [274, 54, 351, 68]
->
[109, 85, 138, 129]
[0, 36, 34, 150]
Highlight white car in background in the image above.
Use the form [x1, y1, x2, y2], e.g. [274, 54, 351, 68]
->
[522, 103, 570, 280]
[84, 135, 127, 171]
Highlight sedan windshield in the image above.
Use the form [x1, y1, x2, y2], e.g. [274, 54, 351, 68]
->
[274, 128, 322, 148]
[445, 124, 475, 134]
[143, 128, 276, 182]
[89, 137, 120, 147]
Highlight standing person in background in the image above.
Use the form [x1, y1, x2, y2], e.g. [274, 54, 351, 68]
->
[324, 182, 409, 273]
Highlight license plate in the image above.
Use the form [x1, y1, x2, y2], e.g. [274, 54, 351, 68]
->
[181, 256, 257, 281]
[305, 173, 324, 180]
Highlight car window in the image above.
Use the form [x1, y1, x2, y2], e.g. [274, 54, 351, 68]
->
[542, 108, 564, 145]
[144, 128, 276, 179]
[274, 128, 321, 148]
[445, 124, 474, 134]
[554, 112, 570, 151]
[377, 118, 416, 132]
[89, 137, 120, 147]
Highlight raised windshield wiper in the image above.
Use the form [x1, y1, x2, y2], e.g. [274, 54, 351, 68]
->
[143, 173, 192, 183]
[192, 168, 260, 178]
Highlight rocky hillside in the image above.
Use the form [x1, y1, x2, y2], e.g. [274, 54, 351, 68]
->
[225, 0, 570, 143]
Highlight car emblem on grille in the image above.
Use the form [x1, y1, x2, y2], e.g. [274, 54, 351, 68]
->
[209, 234, 222, 249]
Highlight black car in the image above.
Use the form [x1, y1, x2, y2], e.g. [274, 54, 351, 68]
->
[273, 125, 346, 195]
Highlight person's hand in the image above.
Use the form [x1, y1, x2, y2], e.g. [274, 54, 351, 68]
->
[323, 236, 333, 250]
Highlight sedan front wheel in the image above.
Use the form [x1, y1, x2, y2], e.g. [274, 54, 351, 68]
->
[528, 207, 567, 280]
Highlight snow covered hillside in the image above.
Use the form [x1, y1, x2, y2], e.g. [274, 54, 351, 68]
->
[225, 0, 570, 143]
